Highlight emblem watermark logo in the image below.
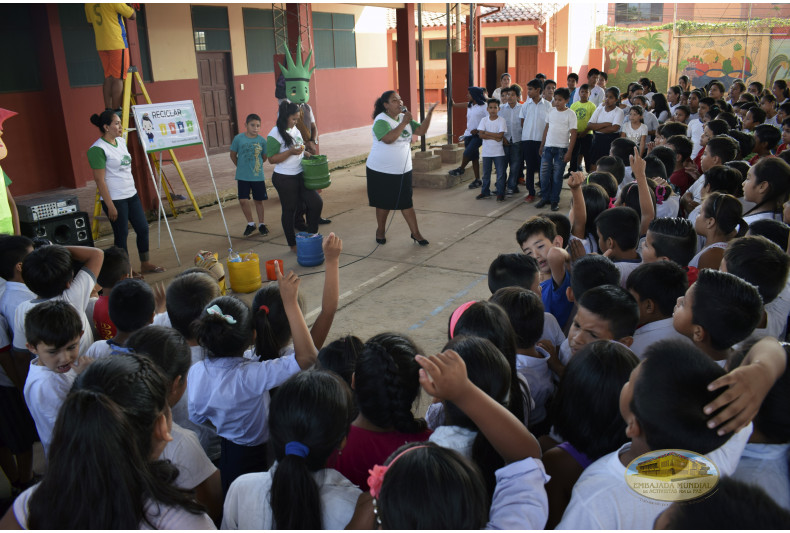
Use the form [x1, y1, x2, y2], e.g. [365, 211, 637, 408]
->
[625, 449, 719, 502]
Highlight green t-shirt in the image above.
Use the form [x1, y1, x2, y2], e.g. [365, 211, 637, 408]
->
[2, 169, 11, 187]
[372, 119, 421, 141]
[570, 101, 598, 136]
[230, 133, 266, 182]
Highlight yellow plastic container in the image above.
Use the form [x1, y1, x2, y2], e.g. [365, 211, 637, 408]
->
[227, 253, 262, 293]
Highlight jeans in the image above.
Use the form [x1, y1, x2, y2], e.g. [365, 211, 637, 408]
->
[463, 134, 482, 160]
[481, 156, 507, 196]
[504, 140, 522, 191]
[522, 140, 541, 196]
[540, 146, 568, 204]
[272, 172, 323, 247]
[569, 134, 593, 172]
[101, 193, 150, 262]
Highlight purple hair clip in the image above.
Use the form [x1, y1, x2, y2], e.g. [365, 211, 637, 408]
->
[655, 184, 667, 205]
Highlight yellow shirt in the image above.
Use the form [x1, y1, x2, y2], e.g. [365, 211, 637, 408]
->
[85, 3, 135, 51]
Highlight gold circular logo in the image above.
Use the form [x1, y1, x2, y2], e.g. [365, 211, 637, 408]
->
[625, 449, 719, 502]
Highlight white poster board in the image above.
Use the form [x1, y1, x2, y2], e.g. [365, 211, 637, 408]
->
[131, 100, 203, 153]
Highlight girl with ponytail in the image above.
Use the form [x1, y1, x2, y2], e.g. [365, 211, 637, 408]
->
[222, 370, 358, 529]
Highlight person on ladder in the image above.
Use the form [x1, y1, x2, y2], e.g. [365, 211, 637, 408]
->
[85, 3, 136, 115]
[88, 110, 164, 275]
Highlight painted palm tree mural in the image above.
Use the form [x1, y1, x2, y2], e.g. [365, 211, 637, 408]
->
[600, 30, 670, 93]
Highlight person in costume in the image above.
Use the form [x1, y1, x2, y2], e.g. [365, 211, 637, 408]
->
[0, 108, 21, 236]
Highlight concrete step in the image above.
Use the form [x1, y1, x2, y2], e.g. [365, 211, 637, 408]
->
[413, 160, 477, 189]
[440, 143, 464, 165]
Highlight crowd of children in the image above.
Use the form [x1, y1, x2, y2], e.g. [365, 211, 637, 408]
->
[1, 74, 790, 530]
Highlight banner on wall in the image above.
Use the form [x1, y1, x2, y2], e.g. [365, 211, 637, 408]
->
[131, 100, 203, 153]
[675, 35, 770, 89]
[600, 30, 671, 93]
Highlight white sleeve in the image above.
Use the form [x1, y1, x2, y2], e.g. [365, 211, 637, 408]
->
[164, 426, 218, 490]
[501, 117, 508, 134]
[709, 422, 753, 476]
[243, 354, 302, 393]
[61, 268, 95, 313]
[478, 117, 488, 132]
[589, 106, 602, 124]
[13, 301, 30, 350]
[541, 312, 566, 348]
[555, 491, 607, 529]
[613, 107, 625, 125]
[485, 458, 550, 530]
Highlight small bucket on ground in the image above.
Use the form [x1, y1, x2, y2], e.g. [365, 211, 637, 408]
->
[301, 155, 331, 190]
[265, 259, 284, 281]
[227, 253, 262, 293]
[296, 232, 324, 267]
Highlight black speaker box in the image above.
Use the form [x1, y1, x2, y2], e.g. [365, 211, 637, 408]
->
[20, 211, 94, 247]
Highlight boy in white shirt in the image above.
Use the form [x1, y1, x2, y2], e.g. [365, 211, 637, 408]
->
[476, 98, 508, 202]
[538, 88, 577, 211]
[23, 300, 91, 457]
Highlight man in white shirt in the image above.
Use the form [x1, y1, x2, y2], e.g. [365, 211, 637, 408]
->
[519, 79, 553, 202]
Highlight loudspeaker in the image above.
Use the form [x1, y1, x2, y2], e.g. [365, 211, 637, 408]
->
[20, 211, 94, 247]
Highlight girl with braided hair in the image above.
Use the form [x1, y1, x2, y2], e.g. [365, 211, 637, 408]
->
[331, 332, 432, 492]
[0, 354, 213, 529]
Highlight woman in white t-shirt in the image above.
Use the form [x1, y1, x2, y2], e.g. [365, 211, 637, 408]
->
[366, 90, 436, 245]
[266, 101, 323, 252]
[88, 111, 164, 275]
[1, 354, 214, 529]
[620, 105, 648, 155]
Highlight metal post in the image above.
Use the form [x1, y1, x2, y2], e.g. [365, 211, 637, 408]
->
[446, 3, 453, 141]
[468, 4, 475, 87]
[417, 3, 426, 151]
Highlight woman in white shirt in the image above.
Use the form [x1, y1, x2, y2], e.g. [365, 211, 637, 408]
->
[88, 111, 164, 275]
[267, 101, 323, 252]
[367, 90, 436, 245]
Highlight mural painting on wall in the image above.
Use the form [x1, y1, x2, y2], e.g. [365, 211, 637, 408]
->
[676, 35, 769, 90]
[768, 29, 790, 87]
[601, 30, 671, 94]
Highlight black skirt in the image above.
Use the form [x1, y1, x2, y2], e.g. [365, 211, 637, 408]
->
[366, 167, 413, 210]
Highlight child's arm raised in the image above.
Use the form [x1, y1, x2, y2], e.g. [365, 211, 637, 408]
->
[630, 147, 655, 236]
[309, 233, 341, 350]
[416, 350, 541, 463]
[66, 245, 104, 279]
[568, 171, 587, 239]
[276, 265, 317, 370]
[547, 246, 570, 288]
[704, 336, 787, 435]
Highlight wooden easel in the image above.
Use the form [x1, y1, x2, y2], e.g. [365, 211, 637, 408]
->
[91, 66, 202, 240]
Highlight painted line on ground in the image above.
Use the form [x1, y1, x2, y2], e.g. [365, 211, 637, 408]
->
[304, 264, 402, 321]
[407, 274, 487, 331]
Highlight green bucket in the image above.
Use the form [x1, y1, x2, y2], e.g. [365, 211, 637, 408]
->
[301, 155, 331, 190]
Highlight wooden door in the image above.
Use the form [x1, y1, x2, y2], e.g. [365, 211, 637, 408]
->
[516, 46, 538, 90]
[197, 52, 236, 154]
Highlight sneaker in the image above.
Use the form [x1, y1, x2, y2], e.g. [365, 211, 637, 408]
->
[318, 217, 331, 225]
[496, 195, 505, 202]
[535, 198, 549, 208]
[524, 194, 536, 203]
[551, 203, 560, 211]
[449, 167, 466, 176]
[258, 223, 269, 236]
[243, 224, 256, 236]
[505, 188, 515, 197]
[511, 187, 520, 194]
[467, 179, 482, 189]
[476, 193, 491, 200]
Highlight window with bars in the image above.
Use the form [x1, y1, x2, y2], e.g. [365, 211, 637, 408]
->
[242, 8, 287, 73]
[614, 3, 664, 23]
[191, 5, 230, 51]
[428, 40, 447, 60]
[313, 12, 356, 69]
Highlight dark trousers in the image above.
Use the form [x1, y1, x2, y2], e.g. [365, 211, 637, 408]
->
[272, 172, 323, 247]
[101, 193, 149, 262]
[569, 134, 594, 172]
[522, 140, 541, 196]
[219, 437, 271, 494]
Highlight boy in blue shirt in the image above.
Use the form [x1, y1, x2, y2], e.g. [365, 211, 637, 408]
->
[230, 114, 269, 236]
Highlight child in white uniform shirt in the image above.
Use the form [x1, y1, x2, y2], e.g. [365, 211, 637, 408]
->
[189, 267, 318, 493]
[223, 369, 360, 529]
[23, 301, 91, 457]
[126, 326, 222, 523]
[85, 278, 155, 360]
[475, 99, 508, 201]
[538, 88, 577, 210]
[625, 261, 693, 359]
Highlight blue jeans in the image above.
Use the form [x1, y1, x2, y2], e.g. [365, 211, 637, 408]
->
[540, 146, 568, 204]
[504, 141, 522, 191]
[101, 193, 150, 262]
[481, 156, 507, 196]
[522, 140, 541, 196]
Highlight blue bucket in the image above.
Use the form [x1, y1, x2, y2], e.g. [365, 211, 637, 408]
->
[296, 232, 324, 267]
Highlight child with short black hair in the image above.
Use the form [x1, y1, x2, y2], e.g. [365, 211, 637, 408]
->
[743, 106, 766, 132]
[626, 261, 692, 358]
[594, 156, 625, 185]
[641, 217, 698, 268]
[672, 104, 691, 123]
[85, 278, 155, 359]
[14, 245, 103, 357]
[777, 116, 790, 155]
[90, 246, 130, 341]
[747, 218, 790, 249]
[749, 123, 782, 165]
[567, 284, 639, 358]
[516, 216, 573, 328]
[673, 269, 763, 364]
[595, 207, 642, 285]
[316, 335, 363, 388]
[538, 212, 571, 248]
[538, 87, 577, 210]
[475, 98, 508, 201]
[723, 235, 790, 341]
[682, 134, 740, 215]
[230, 113, 269, 237]
[0, 236, 34, 339]
[665, 134, 694, 194]
[23, 300, 89, 456]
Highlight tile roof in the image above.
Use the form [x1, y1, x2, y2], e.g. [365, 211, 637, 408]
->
[385, 3, 565, 29]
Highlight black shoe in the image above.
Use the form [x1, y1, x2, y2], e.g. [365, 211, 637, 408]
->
[318, 217, 331, 225]
[467, 179, 482, 189]
[294, 220, 308, 232]
[243, 224, 256, 236]
[449, 167, 466, 176]
[411, 233, 429, 246]
[476, 193, 491, 200]
[496, 195, 505, 202]
[376, 233, 387, 245]
[535, 199, 549, 208]
[258, 223, 269, 236]
[551, 203, 560, 211]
